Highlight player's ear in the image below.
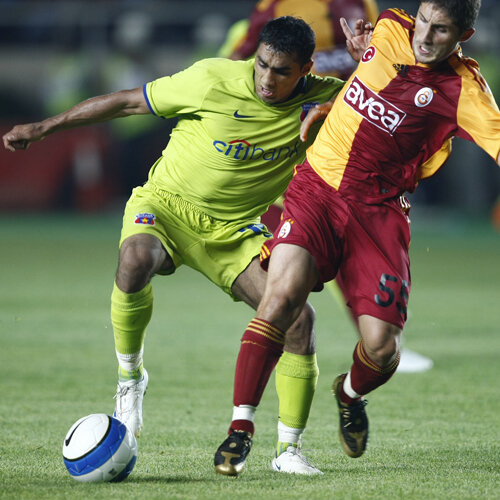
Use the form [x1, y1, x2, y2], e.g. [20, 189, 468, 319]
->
[459, 28, 475, 43]
[301, 60, 314, 76]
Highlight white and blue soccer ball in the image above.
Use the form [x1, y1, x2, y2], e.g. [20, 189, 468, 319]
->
[62, 413, 137, 482]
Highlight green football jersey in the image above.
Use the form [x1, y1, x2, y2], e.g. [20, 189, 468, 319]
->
[144, 58, 343, 221]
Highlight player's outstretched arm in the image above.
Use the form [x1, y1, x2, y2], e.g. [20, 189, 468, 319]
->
[300, 99, 336, 142]
[2, 87, 149, 152]
[341, 17, 373, 63]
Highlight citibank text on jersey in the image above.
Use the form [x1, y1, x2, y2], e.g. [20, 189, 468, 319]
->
[213, 139, 301, 161]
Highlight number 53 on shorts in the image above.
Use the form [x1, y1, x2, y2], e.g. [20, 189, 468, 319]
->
[375, 273, 409, 316]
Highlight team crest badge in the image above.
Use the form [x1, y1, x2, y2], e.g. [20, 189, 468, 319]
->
[278, 219, 294, 238]
[135, 213, 156, 225]
[414, 87, 434, 107]
[361, 46, 376, 63]
[300, 102, 319, 122]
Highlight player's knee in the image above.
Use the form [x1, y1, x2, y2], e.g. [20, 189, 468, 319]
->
[116, 240, 158, 292]
[260, 289, 304, 321]
[363, 332, 401, 368]
[359, 316, 402, 367]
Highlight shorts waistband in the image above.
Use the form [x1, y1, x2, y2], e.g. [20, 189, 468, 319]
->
[146, 182, 210, 219]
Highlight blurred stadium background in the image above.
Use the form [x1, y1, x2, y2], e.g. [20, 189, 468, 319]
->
[0, 0, 499, 217]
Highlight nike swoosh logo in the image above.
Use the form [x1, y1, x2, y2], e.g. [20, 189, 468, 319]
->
[65, 417, 87, 446]
[234, 110, 254, 119]
[64, 422, 83, 446]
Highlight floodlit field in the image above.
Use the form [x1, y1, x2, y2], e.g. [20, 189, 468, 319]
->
[1, 212, 499, 499]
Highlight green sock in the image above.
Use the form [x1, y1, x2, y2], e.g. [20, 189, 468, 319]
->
[275, 352, 319, 455]
[111, 281, 153, 355]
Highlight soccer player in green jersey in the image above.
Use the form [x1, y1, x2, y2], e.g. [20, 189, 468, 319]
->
[3, 16, 369, 476]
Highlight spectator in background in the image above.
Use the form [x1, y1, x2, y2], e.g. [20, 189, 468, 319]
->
[225, 0, 379, 79]
[42, 11, 168, 203]
[103, 11, 169, 196]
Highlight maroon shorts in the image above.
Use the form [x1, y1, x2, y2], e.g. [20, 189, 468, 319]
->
[260, 161, 411, 329]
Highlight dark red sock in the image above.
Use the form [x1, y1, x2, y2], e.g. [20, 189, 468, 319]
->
[230, 318, 285, 435]
[340, 341, 400, 405]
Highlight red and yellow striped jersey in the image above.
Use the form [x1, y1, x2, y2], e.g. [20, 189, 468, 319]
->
[307, 8, 500, 203]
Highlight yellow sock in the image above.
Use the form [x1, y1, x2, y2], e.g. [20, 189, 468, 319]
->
[275, 352, 319, 456]
[111, 282, 153, 355]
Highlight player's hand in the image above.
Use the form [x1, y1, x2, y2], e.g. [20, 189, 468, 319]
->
[300, 100, 335, 142]
[341, 17, 374, 63]
[2, 122, 45, 152]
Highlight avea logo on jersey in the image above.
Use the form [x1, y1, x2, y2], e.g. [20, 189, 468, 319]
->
[213, 139, 301, 161]
[343, 76, 406, 135]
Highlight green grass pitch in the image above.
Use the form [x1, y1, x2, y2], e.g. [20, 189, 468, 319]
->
[1, 212, 499, 499]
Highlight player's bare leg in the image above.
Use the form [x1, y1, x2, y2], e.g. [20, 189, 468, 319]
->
[115, 234, 175, 292]
[112, 234, 174, 437]
[325, 280, 432, 373]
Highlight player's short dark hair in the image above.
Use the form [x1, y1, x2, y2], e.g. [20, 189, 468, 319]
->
[257, 16, 315, 67]
[422, 0, 481, 32]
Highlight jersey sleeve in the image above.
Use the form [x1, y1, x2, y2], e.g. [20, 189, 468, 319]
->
[417, 138, 452, 180]
[455, 62, 500, 163]
[144, 60, 216, 118]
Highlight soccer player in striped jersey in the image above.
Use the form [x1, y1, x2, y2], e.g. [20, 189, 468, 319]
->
[3, 16, 370, 476]
[221, 0, 499, 466]
[224, 0, 435, 374]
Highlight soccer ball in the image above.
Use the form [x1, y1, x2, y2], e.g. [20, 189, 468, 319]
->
[62, 413, 137, 482]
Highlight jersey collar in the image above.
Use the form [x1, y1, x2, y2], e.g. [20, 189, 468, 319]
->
[287, 76, 307, 101]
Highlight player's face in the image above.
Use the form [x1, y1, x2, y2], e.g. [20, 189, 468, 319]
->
[412, 3, 473, 65]
[254, 43, 312, 104]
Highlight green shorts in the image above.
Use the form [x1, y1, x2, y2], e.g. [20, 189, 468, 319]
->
[120, 182, 272, 299]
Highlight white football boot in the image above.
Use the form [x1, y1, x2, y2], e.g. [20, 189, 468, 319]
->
[271, 446, 323, 475]
[114, 369, 149, 438]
